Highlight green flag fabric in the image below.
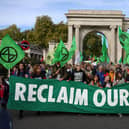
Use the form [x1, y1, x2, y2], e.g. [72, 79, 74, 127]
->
[119, 26, 129, 48]
[8, 76, 129, 114]
[69, 36, 76, 58]
[119, 26, 129, 64]
[0, 35, 25, 70]
[52, 40, 66, 64]
[119, 57, 122, 64]
[52, 37, 76, 67]
[60, 36, 76, 67]
[80, 51, 83, 62]
[96, 57, 100, 64]
[99, 36, 110, 63]
[94, 56, 97, 60]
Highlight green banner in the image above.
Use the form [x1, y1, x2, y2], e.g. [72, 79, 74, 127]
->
[8, 76, 129, 114]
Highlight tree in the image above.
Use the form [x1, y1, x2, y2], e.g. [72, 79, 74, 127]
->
[83, 32, 102, 60]
[52, 22, 68, 43]
[34, 16, 54, 48]
[0, 24, 22, 41]
[0, 16, 68, 49]
[26, 30, 35, 43]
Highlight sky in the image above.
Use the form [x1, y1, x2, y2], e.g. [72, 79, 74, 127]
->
[0, 0, 129, 31]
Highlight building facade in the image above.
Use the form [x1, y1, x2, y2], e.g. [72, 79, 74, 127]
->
[65, 10, 129, 63]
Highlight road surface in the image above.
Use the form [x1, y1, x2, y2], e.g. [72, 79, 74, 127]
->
[9, 110, 129, 129]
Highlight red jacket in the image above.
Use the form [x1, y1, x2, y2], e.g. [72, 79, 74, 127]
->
[0, 85, 4, 99]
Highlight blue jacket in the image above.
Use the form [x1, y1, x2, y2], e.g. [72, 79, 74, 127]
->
[97, 71, 105, 86]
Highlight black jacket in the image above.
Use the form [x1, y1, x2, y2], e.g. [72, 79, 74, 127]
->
[71, 70, 86, 82]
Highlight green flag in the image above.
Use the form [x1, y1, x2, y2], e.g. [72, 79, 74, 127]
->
[0, 34, 25, 70]
[80, 51, 83, 62]
[94, 56, 97, 60]
[119, 26, 129, 64]
[119, 57, 122, 64]
[102, 37, 107, 55]
[96, 57, 100, 64]
[52, 37, 76, 67]
[52, 39, 67, 64]
[99, 36, 110, 63]
[60, 36, 76, 67]
[69, 36, 76, 58]
[119, 26, 129, 48]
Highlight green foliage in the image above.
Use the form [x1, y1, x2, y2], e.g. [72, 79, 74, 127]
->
[52, 22, 68, 43]
[0, 16, 68, 48]
[83, 32, 102, 60]
[34, 16, 54, 48]
[0, 24, 22, 41]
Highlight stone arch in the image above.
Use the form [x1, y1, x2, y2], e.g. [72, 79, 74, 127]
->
[80, 28, 109, 51]
[80, 27, 114, 61]
[65, 10, 129, 63]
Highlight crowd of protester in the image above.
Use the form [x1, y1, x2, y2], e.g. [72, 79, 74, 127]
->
[1, 60, 129, 118]
[1, 60, 129, 106]
[11, 61, 129, 88]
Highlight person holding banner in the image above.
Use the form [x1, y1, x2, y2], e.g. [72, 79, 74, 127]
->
[31, 64, 46, 116]
[103, 73, 112, 88]
[113, 72, 125, 86]
[65, 64, 73, 81]
[40, 63, 46, 79]
[90, 74, 102, 88]
[17, 63, 27, 119]
[32, 64, 46, 79]
[17, 64, 27, 78]
[71, 63, 87, 83]
[11, 66, 18, 76]
[51, 63, 61, 79]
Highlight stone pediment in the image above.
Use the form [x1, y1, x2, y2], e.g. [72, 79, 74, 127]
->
[66, 10, 125, 18]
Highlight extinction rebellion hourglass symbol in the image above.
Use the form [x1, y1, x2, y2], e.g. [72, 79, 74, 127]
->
[61, 47, 69, 61]
[0, 47, 17, 63]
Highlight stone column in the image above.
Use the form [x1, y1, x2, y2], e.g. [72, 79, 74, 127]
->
[68, 24, 73, 49]
[109, 25, 116, 63]
[74, 25, 80, 53]
[122, 28, 127, 62]
[116, 25, 122, 63]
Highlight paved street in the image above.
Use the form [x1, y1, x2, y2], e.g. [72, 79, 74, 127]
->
[9, 110, 129, 129]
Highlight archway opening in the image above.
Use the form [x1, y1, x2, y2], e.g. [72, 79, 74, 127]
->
[82, 31, 108, 61]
